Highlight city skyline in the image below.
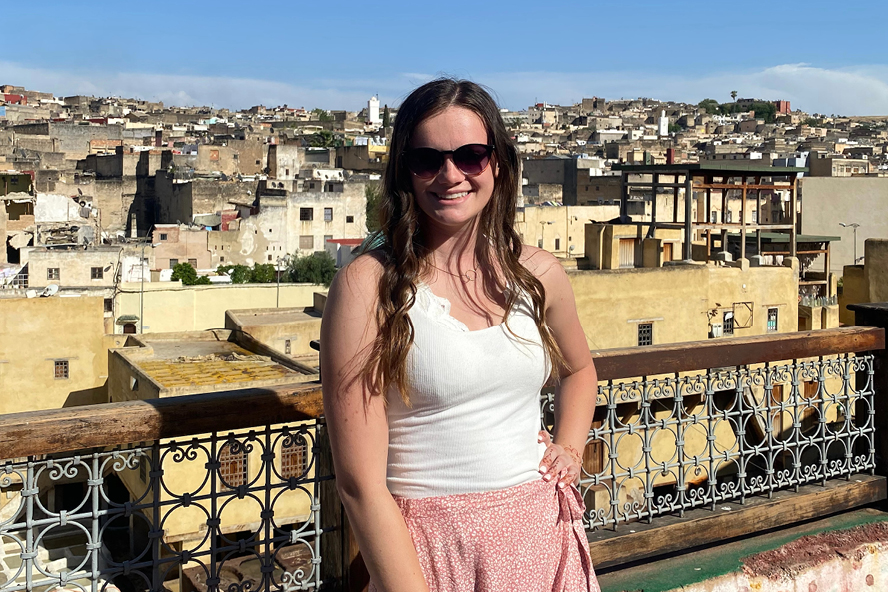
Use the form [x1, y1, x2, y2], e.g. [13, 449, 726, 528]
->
[4, 1, 888, 114]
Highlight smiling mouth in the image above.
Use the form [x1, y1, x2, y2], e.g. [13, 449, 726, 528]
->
[434, 191, 470, 201]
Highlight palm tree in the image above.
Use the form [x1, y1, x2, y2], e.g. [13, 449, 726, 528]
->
[731, 90, 738, 101]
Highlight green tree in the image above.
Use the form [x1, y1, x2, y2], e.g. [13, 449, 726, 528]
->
[218, 264, 252, 284]
[698, 98, 720, 115]
[250, 263, 276, 283]
[311, 108, 333, 123]
[730, 90, 738, 101]
[365, 182, 382, 233]
[171, 262, 211, 286]
[307, 130, 340, 148]
[382, 104, 390, 128]
[287, 252, 337, 287]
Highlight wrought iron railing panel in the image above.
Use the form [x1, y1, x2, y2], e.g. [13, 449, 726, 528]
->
[1, 422, 326, 592]
[541, 353, 876, 531]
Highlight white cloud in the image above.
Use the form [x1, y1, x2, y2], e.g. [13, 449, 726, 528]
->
[3, 60, 888, 115]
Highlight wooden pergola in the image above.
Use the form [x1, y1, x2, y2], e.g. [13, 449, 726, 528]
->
[612, 163, 808, 261]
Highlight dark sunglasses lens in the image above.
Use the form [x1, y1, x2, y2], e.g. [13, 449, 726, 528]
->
[453, 144, 491, 175]
[406, 148, 443, 178]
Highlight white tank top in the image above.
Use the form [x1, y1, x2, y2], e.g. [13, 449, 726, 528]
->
[385, 281, 550, 498]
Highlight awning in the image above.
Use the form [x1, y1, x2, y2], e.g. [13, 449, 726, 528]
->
[116, 314, 140, 325]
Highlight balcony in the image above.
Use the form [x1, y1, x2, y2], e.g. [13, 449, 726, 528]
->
[1, 319, 887, 591]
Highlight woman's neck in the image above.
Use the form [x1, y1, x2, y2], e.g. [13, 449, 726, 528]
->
[423, 220, 480, 269]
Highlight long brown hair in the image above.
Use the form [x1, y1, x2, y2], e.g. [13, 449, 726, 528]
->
[363, 78, 566, 404]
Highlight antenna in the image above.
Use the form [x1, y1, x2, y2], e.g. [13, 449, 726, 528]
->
[41, 284, 59, 297]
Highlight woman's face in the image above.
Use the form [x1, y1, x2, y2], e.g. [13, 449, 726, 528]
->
[408, 106, 496, 236]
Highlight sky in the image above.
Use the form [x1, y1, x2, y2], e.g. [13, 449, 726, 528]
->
[4, 0, 888, 116]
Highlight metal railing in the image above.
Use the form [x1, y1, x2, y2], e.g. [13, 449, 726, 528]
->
[0, 386, 332, 592]
[541, 327, 883, 534]
[0, 328, 885, 591]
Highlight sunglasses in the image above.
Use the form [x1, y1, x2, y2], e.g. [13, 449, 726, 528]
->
[404, 143, 495, 179]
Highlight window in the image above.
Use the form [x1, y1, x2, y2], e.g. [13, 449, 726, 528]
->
[188, 258, 197, 268]
[346, 215, 354, 223]
[751, 210, 758, 224]
[219, 443, 248, 489]
[299, 235, 314, 250]
[324, 207, 333, 222]
[637, 323, 653, 346]
[280, 434, 307, 479]
[725, 210, 733, 223]
[54, 360, 69, 380]
[169, 259, 178, 269]
[104, 298, 113, 313]
[284, 339, 291, 355]
[300, 208, 313, 221]
[91, 267, 103, 280]
[160, 233, 168, 241]
[710, 211, 718, 224]
[723, 311, 734, 336]
[47, 268, 60, 281]
[538, 238, 543, 248]
[324, 235, 333, 246]
[210, 149, 220, 161]
[268, 255, 272, 261]
[554, 238, 561, 251]
[220, 256, 225, 262]
[767, 308, 778, 333]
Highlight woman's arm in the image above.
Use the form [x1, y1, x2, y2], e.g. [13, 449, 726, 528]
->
[320, 256, 429, 591]
[526, 249, 598, 488]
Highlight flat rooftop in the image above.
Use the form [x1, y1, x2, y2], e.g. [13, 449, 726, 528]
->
[118, 331, 311, 395]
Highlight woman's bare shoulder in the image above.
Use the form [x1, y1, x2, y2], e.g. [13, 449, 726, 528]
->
[328, 251, 385, 306]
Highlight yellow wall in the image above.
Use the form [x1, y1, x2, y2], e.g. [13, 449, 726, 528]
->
[115, 282, 320, 333]
[838, 239, 888, 325]
[0, 296, 126, 414]
[567, 260, 799, 350]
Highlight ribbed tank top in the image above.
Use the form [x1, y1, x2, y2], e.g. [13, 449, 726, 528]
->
[386, 282, 550, 498]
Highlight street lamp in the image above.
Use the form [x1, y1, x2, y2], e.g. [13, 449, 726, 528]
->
[839, 222, 861, 264]
[276, 256, 284, 308]
[140, 242, 161, 334]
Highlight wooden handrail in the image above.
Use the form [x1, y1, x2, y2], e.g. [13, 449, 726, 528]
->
[0, 382, 322, 460]
[0, 327, 884, 460]
[593, 327, 885, 381]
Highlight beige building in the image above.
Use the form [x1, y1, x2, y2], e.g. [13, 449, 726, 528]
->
[516, 205, 621, 259]
[152, 224, 213, 271]
[799, 177, 888, 273]
[839, 238, 888, 326]
[0, 295, 125, 414]
[567, 258, 799, 350]
[808, 153, 871, 177]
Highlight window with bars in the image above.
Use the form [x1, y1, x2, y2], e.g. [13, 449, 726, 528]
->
[767, 308, 778, 333]
[280, 434, 307, 479]
[91, 267, 103, 280]
[637, 323, 653, 346]
[300, 208, 313, 221]
[169, 259, 178, 269]
[723, 311, 735, 336]
[54, 360, 69, 380]
[300, 235, 314, 250]
[47, 268, 60, 280]
[219, 443, 248, 489]
[160, 233, 168, 241]
[324, 207, 333, 222]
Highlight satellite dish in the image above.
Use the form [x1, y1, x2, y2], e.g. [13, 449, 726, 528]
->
[41, 284, 60, 297]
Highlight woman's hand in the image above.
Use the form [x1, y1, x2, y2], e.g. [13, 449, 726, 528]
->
[538, 430, 583, 489]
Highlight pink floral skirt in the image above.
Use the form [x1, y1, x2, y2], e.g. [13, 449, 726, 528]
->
[370, 478, 600, 592]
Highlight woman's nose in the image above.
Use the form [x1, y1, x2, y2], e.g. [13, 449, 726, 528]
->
[437, 155, 465, 183]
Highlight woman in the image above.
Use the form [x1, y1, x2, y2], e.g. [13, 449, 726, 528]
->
[320, 78, 599, 592]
